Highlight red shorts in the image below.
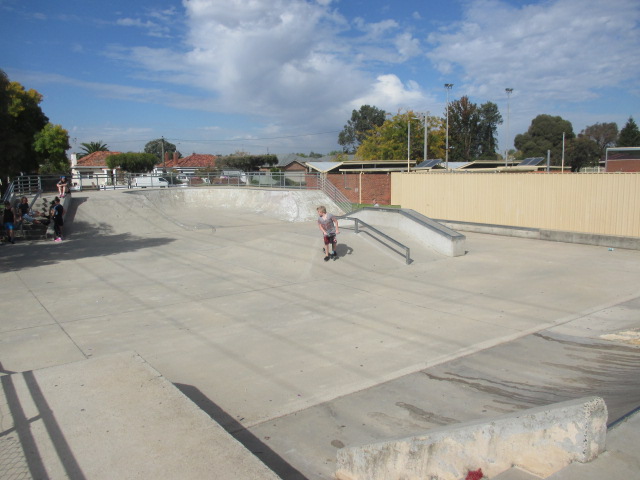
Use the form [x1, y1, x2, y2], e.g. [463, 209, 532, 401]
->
[324, 233, 336, 245]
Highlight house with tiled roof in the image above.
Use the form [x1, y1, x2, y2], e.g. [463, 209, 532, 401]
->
[71, 151, 123, 188]
[154, 153, 218, 175]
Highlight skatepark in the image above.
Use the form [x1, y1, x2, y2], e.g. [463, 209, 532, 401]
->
[1, 187, 640, 479]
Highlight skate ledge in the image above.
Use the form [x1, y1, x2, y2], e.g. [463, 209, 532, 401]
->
[344, 207, 466, 257]
[336, 396, 607, 480]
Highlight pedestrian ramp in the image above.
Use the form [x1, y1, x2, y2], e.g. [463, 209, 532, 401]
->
[0, 352, 280, 480]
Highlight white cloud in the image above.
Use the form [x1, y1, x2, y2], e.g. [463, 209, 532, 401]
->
[394, 32, 421, 61]
[104, 0, 428, 132]
[115, 6, 177, 38]
[351, 74, 426, 112]
[427, 0, 640, 105]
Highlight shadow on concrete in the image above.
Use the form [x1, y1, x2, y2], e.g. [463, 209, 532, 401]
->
[0, 226, 175, 272]
[335, 242, 353, 258]
[174, 383, 308, 480]
[0, 197, 176, 272]
[1, 371, 87, 480]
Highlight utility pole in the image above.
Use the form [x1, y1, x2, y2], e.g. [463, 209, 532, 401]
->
[424, 111, 429, 163]
[407, 112, 411, 172]
[161, 136, 166, 172]
[444, 84, 453, 169]
[561, 131, 565, 173]
[505, 88, 513, 166]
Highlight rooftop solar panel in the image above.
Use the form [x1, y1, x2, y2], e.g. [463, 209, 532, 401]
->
[519, 157, 544, 166]
[416, 159, 442, 168]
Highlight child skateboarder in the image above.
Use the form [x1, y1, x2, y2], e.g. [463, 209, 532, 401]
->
[317, 205, 339, 261]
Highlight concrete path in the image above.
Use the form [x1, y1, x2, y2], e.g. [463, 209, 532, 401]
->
[1, 188, 640, 479]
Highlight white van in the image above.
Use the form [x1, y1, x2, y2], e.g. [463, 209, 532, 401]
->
[220, 170, 247, 184]
[134, 176, 169, 188]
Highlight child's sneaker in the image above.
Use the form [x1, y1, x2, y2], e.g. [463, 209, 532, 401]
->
[324, 255, 330, 262]
[54, 237, 62, 242]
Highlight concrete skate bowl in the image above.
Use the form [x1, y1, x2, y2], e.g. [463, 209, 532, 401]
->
[125, 187, 342, 229]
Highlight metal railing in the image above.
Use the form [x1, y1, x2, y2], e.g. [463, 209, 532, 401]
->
[340, 216, 411, 264]
[3, 171, 356, 213]
[320, 176, 354, 214]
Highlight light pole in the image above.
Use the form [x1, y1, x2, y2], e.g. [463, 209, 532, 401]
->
[505, 88, 513, 167]
[423, 111, 429, 163]
[407, 112, 411, 172]
[444, 84, 453, 169]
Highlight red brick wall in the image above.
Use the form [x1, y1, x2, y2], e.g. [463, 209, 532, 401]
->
[327, 173, 391, 205]
[607, 160, 640, 172]
[283, 162, 307, 172]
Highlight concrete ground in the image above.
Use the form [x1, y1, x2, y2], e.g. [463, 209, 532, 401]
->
[1, 188, 640, 480]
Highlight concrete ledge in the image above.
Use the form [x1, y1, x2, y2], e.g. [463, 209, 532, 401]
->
[347, 208, 466, 257]
[437, 219, 640, 250]
[2, 352, 280, 480]
[335, 396, 607, 480]
[540, 229, 640, 250]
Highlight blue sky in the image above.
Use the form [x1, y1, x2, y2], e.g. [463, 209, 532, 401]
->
[1, 0, 639, 156]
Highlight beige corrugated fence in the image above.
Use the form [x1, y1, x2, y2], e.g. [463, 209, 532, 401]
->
[391, 172, 640, 237]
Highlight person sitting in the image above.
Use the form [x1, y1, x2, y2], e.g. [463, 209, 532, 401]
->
[57, 176, 68, 197]
[17, 196, 40, 224]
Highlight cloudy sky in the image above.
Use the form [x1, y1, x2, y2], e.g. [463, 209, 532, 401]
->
[1, 0, 638, 156]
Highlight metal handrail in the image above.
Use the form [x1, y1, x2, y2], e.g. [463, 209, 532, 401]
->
[340, 216, 411, 264]
[2, 180, 15, 203]
[321, 176, 353, 214]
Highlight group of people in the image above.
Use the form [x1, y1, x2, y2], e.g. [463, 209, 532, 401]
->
[2, 195, 65, 244]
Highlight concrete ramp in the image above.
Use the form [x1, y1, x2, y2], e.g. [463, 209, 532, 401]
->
[1, 352, 280, 480]
[126, 187, 343, 223]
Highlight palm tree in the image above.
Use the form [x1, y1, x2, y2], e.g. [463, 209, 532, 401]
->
[78, 141, 109, 158]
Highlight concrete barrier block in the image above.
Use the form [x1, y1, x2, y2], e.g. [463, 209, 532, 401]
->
[335, 396, 607, 480]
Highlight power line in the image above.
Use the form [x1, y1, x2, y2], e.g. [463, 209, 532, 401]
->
[98, 130, 340, 144]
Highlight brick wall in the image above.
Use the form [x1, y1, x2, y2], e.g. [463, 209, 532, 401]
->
[607, 160, 640, 172]
[327, 173, 391, 205]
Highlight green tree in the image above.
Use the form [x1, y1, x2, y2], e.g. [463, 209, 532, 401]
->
[477, 101, 503, 159]
[566, 136, 600, 172]
[447, 96, 480, 162]
[106, 152, 158, 172]
[514, 114, 575, 165]
[218, 154, 278, 171]
[79, 141, 109, 159]
[144, 138, 181, 162]
[356, 111, 445, 161]
[446, 97, 502, 162]
[0, 70, 11, 177]
[582, 122, 618, 159]
[338, 105, 387, 153]
[33, 123, 71, 173]
[0, 77, 48, 177]
[617, 117, 640, 147]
